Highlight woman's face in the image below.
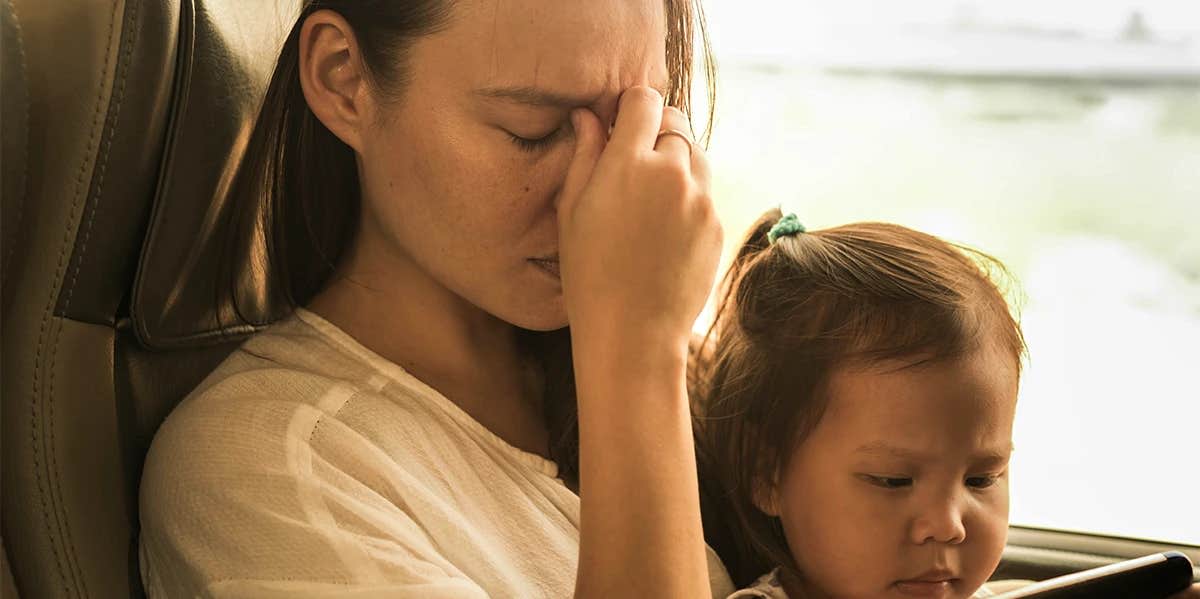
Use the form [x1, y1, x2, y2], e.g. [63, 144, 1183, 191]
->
[353, 0, 669, 331]
[767, 347, 1019, 599]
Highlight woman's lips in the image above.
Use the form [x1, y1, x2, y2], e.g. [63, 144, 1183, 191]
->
[529, 257, 560, 278]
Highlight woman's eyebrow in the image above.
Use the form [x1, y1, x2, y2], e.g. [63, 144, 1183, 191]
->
[475, 86, 594, 107]
[475, 83, 670, 108]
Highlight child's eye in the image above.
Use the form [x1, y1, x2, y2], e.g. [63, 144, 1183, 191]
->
[861, 474, 913, 489]
[507, 127, 563, 152]
[966, 474, 1001, 489]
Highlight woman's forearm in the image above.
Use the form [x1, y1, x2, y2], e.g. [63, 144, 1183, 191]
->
[556, 91, 722, 599]
[571, 328, 711, 599]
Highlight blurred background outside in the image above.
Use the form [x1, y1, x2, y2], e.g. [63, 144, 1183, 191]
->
[698, 0, 1200, 545]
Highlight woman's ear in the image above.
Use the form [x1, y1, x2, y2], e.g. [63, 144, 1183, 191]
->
[298, 9, 370, 151]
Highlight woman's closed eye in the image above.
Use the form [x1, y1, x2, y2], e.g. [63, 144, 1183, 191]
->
[506, 126, 566, 152]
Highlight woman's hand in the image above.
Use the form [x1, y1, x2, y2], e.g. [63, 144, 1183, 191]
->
[557, 86, 720, 598]
[557, 86, 722, 350]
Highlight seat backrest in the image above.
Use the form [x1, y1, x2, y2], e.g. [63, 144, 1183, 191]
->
[2, 2, 32, 595]
[2, 0, 29, 317]
[2, 1, 301, 596]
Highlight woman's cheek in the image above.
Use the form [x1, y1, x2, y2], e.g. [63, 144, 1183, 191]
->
[509, 143, 576, 202]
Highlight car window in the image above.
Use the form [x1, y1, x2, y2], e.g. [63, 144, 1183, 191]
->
[699, 0, 1200, 545]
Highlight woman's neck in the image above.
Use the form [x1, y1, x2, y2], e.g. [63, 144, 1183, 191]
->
[306, 241, 549, 457]
[311, 263, 516, 373]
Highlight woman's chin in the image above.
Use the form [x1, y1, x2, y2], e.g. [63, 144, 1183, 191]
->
[503, 301, 568, 333]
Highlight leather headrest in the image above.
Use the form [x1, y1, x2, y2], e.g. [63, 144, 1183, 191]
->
[131, 0, 304, 349]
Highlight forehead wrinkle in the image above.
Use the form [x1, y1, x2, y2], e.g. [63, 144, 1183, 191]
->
[479, 26, 669, 111]
[464, 0, 667, 106]
[475, 79, 670, 109]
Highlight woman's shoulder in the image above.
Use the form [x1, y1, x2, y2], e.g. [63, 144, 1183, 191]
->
[186, 309, 372, 396]
[141, 310, 444, 491]
[170, 308, 428, 422]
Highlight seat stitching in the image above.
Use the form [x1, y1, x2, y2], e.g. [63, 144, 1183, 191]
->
[36, 1, 122, 596]
[57, 1, 143, 593]
[2, 0, 30, 275]
[58, 1, 143, 595]
[61, 0, 138, 318]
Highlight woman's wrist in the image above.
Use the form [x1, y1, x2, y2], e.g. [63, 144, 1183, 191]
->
[569, 318, 693, 373]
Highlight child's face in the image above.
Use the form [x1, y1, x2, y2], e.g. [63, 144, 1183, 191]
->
[766, 345, 1019, 599]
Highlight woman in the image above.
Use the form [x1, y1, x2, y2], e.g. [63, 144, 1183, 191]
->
[138, 0, 730, 597]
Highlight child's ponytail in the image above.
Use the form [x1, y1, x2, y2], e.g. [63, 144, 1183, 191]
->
[739, 207, 781, 257]
[699, 207, 783, 358]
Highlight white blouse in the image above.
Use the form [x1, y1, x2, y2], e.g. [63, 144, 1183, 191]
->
[139, 308, 734, 598]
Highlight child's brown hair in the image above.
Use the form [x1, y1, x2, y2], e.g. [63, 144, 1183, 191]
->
[694, 208, 1026, 586]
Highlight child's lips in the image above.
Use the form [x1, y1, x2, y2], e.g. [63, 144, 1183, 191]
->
[895, 568, 958, 598]
[893, 578, 957, 598]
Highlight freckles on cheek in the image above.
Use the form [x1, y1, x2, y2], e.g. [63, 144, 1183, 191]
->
[498, 151, 565, 204]
[412, 133, 487, 213]
[400, 104, 478, 202]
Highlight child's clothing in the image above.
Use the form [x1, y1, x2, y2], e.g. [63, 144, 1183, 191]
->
[726, 570, 788, 599]
[727, 568, 1013, 598]
[139, 308, 735, 598]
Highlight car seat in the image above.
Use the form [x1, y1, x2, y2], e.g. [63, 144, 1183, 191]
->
[2, 0, 302, 596]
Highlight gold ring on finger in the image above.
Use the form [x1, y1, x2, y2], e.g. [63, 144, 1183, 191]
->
[655, 128, 694, 155]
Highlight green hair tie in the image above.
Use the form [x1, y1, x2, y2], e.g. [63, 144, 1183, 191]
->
[767, 213, 806, 244]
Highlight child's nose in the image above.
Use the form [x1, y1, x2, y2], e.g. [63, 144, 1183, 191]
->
[909, 496, 968, 545]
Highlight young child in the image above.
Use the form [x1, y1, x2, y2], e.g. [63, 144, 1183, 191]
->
[694, 208, 1027, 599]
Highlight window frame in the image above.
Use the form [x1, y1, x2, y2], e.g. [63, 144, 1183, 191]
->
[995, 526, 1200, 582]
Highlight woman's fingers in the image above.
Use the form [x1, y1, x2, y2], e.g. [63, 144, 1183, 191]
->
[653, 106, 694, 162]
[689, 144, 711, 189]
[557, 81, 720, 346]
[608, 86, 665, 152]
[558, 108, 606, 215]
[655, 105, 710, 189]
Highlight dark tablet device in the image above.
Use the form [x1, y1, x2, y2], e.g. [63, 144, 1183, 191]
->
[994, 551, 1195, 598]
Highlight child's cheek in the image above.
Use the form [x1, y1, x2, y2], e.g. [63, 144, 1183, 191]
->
[967, 487, 1012, 583]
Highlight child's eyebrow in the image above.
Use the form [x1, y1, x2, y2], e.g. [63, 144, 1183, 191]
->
[854, 442, 930, 461]
[970, 448, 1014, 466]
[854, 442, 1014, 463]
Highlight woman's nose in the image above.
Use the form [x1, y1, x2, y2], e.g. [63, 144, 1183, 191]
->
[909, 494, 968, 545]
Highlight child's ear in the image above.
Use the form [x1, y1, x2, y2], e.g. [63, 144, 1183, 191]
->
[751, 472, 783, 517]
